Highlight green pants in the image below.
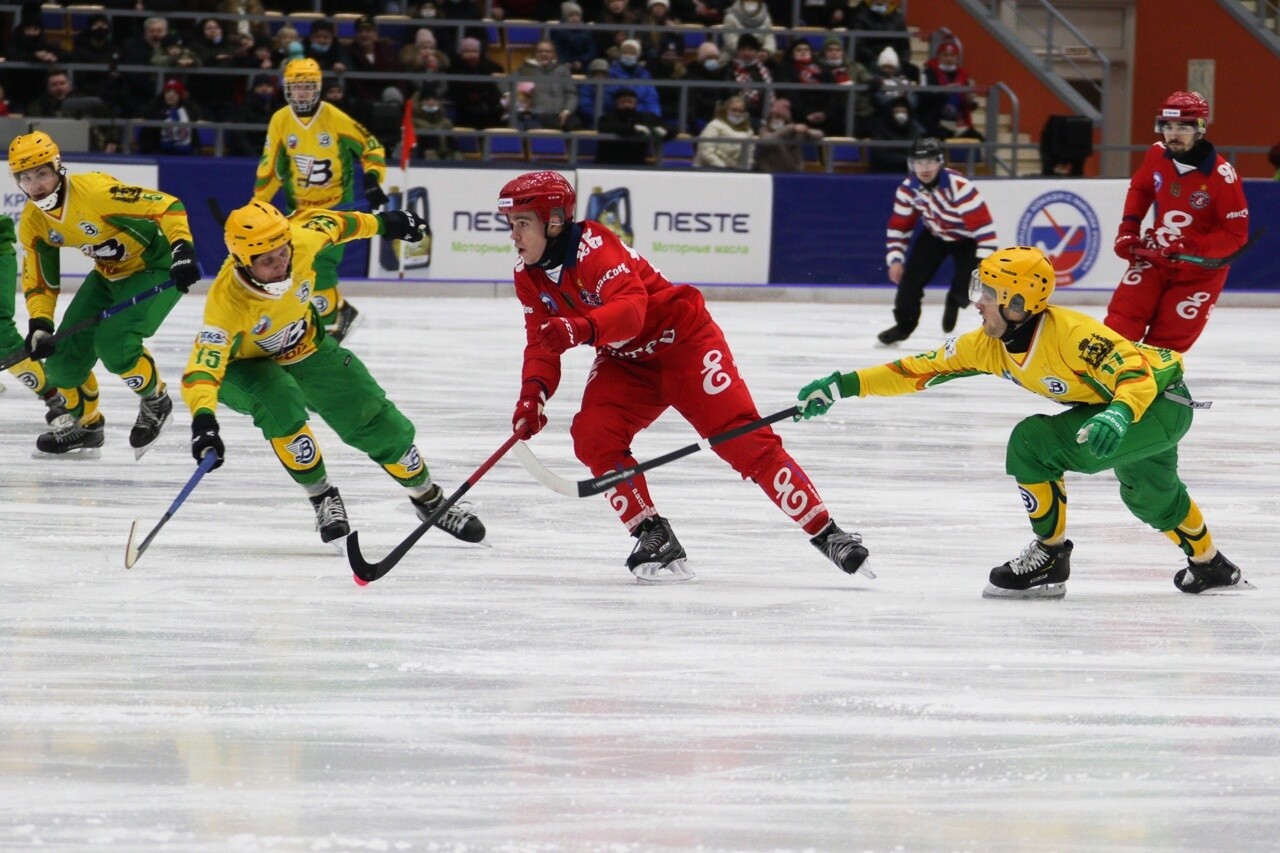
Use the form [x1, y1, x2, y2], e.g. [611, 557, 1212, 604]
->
[44, 267, 181, 390]
[1005, 388, 1194, 532]
[0, 215, 20, 356]
[217, 335, 419, 483]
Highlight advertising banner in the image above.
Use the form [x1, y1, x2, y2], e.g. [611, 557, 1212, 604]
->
[366, 166, 569, 281]
[574, 169, 773, 285]
[4, 161, 159, 279]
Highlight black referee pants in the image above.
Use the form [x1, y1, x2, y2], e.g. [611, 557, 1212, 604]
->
[892, 231, 980, 333]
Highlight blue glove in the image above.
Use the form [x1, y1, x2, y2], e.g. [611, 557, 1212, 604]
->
[1076, 404, 1132, 459]
[796, 371, 845, 420]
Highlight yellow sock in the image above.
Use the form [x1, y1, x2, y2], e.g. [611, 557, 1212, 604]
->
[61, 373, 102, 424]
[7, 356, 48, 395]
[270, 424, 325, 484]
[1019, 479, 1067, 544]
[1165, 500, 1215, 561]
[120, 348, 161, 397]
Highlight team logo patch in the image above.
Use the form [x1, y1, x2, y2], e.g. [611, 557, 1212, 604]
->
[286, 433, 318, 466]
[1041, 376, 1069, 396]
[286, 134, 299, 149]
[578, 288, 602, 307]
[1190, 190, 1210, 209]
[318, 133, 332, 147]
[1016, 190, 1101, 286]
[1019, 485, 1039, 515]
[1077, 334, 1114, 368]
[78, 221, 99, 237]
[123, 374, 146, 391]
[538, 292, 558, 315]
[252, 315, 272, 335]
[1153, 172, 1163, 193]
[197, 327, 228, 346]
[310, 293, 331, 314]
[47, 229, 63, 245]
[16, 369, 41, 390]
[297, 280, 312, 302]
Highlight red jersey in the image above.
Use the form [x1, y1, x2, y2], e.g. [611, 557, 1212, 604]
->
[1119, 141, 1249, 261]
[514, 220, 708, 398]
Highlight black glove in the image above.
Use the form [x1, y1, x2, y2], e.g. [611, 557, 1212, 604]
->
[191, 411, 225, 469]
[25, 317, 56, 360]
[377, 209, 428, 243]
[363, 173, 389, 210]
[169, 239, 201, 293]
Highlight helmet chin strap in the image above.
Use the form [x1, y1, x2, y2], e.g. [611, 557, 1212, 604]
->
[234, 260, 292, 297]
[31, 172, 67, 212]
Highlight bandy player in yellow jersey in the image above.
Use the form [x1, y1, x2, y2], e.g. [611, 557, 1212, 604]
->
[10, 131, 201, 458]
[180, 200, 485, 549]
[796, 246, 1251, 599]
[253, 58, 390, 344]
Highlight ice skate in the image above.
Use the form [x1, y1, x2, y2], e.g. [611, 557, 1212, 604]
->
[810, 520, 874, 578]
[876, 325, 910, 347]
[984, 539, 1072, 599]
[626, 515, 694, 583]
[329, 300, 361, 344]
[35, 414, 105, 459]
[1174, 552, 1254, 594]
[41, 388, 69, 425]
[129, 389, 173, 459]
[412, 483, 486, 543]
[310, 486, 350, 549]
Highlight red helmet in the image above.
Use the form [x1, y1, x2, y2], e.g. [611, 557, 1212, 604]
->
[1155, 91, 1209, 132]
[498, 171, 575, 225]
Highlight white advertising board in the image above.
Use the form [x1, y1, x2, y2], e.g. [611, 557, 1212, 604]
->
[368, 167, 773, 285]
[972, 178, 1152, 290]
[575, 169, 772, 285]
[2, 161, 160, 279]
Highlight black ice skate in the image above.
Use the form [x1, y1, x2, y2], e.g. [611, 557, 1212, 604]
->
[877, 325, 910, 346]
[626, 515, 694, 583]
[1174, 552, 1254, 594]
[129, 390, 173, 459]
[942, 298, 967, 333]
[310, 486, 350, 547]
[810, 520, 874, 578]
[411, 483, 486, 543]
[984, 539, 1072, 599]
[41, 388, 69, 425]
[329, 300, 361, 344]
[36, 414, 105, 458]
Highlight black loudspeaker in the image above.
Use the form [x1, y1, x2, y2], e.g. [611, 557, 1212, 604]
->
[1040, 114, 1094, 177]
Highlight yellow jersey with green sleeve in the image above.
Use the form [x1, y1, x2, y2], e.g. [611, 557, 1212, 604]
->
[181, 210, 382, 417]
[852, 305, 1184, 423]
[252, 102, 386, 214]
[19, 172, 193, 323]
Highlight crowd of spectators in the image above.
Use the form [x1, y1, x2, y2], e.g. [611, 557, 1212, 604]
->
[0, 0, 983, 172]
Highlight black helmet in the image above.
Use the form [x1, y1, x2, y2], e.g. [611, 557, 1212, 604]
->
[909, 137, 944, 163]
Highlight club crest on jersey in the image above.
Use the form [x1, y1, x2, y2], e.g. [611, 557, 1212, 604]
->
[538, 292, 558, 315]
[1153, 172, 1163, 193]
[259, 319, 309, 355]
[252, 315, 272, 334]
[47, 229, 63, 245]
[1016, 190, 1100, 286]
[318, 133, 332, 147]
[1041, 376, 1069, 396]
[297, 280, 312, 302]
[78, 221, 99, 237]
[1170, 183, 1181, 198]
[1190, 190, 1210, 209]
[1076, 334, 1114, 368]
[578, 288, 602, 306]
[286, 134, 299, 149]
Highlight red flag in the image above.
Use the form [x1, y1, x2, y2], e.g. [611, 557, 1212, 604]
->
[400, 98, 417, 171]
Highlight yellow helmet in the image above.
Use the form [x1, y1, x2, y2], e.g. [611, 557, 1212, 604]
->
[225, 200, 291, 267]
[283, 57, 322, 113]
[9, 131, 67, 211]
[970, 246, 1056, 315]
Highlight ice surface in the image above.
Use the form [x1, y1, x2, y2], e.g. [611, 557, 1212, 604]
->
[2, 291, 1278, 851]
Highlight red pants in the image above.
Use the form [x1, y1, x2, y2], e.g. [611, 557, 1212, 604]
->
[570, 316, 830, 535]
[1105, 259, 1228, 352]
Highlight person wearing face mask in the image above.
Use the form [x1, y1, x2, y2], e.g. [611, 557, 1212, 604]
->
[303, 20, 350, 73]
[917, 37, 983, 142]
[69, 13, 123, 112]
[755, 98, 822, 173]
[605, 39, 662, 120]
[595, 0, 639, 62]
[850, 0, 911, 73]
[596, 87, 669, 165]
[726, 33, 772, 126]
[720, 0, 776, 55]
[226, 74, 281, 157]
[694, 95, 755, 169]
[410, 92, 461, 160]
[866, 95, 924, 173]
[646, 39, 687, 134]
[683, 41, 727, 133]
[876, 136, 998, 345]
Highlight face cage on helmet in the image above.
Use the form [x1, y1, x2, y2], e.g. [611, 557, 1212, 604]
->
[285, 79, 321, 112]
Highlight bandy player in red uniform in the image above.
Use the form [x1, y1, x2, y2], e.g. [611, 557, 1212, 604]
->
[1106, 91, 1249, 352]
[499, 171, 872, 584]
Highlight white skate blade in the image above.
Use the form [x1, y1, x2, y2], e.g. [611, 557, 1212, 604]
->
[32, 447, 102, 460]
[327, 534, 350, 556]
[132, 415, 172, 460]
[631, 558, 696, 584]
[856, 561, 876, 580]
[982, 581, 1066, 600]
[124, 519, 143, 568]
[1190, 578, 1257, 595]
